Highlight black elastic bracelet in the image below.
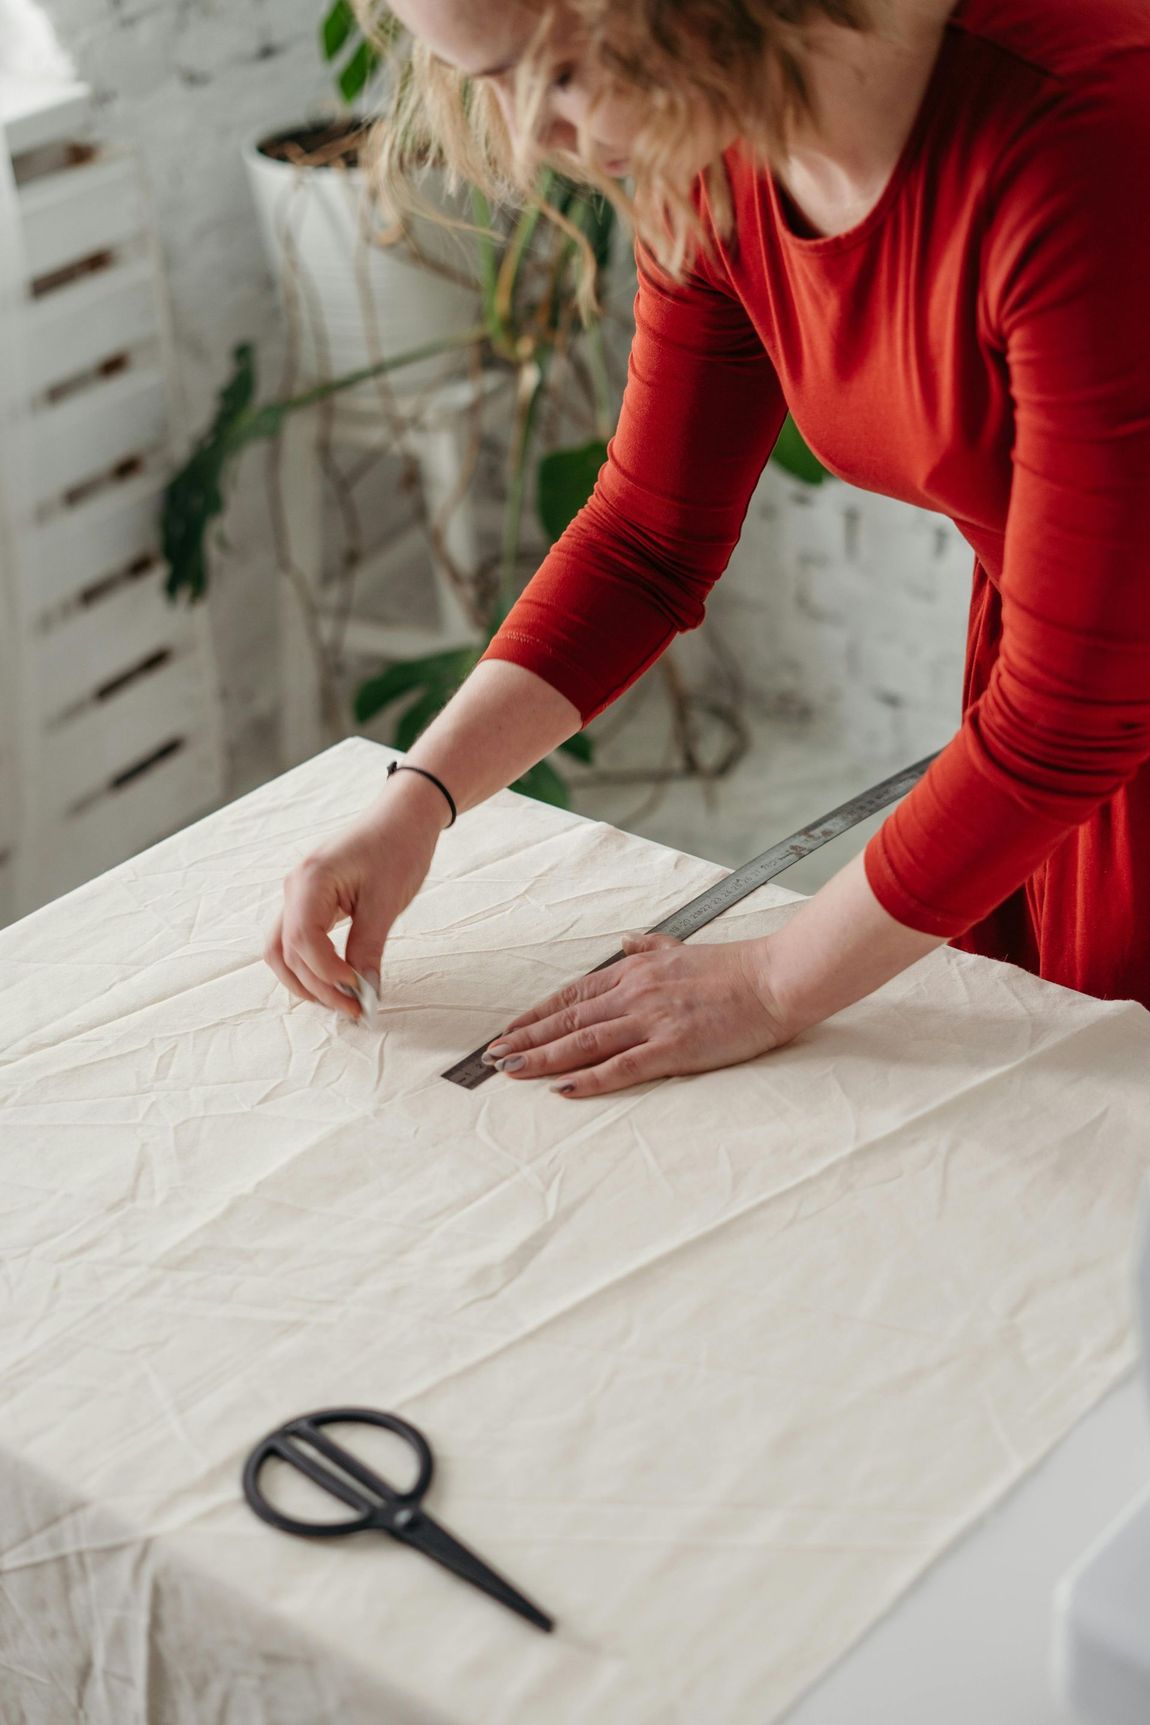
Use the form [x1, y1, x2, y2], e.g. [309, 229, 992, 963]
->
[386, 759, 458, 827]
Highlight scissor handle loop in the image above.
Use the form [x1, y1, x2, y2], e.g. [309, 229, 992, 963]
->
[243, 1406, 434, 1539]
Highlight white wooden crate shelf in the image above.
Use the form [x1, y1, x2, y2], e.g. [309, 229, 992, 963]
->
[40, 651, 210, 815]
[26, 469, 168, 618]
[19, 151, 145, 283]
[26, 255, 157, 397]
[28, 367, 169, 509]
[0, 82, 224, 925]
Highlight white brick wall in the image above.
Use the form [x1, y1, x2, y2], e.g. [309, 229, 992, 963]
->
[706, 465, 972, 763]
[41, 0, 973, 785]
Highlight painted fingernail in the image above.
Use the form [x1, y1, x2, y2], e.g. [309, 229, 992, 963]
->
[482, 1043, 509, 1066]
[552, 1082, 575, 1095]
[496, 1054, 526, 1072]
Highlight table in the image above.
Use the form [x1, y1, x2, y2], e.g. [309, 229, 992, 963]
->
[790, 1375, 1150, 1724]
[2, 737, 1148, 1725]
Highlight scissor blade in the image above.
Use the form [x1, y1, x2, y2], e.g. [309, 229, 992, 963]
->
[398, 1508, 554, 1633]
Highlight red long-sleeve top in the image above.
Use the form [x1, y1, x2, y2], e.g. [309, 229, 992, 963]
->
[480, 0, 1150, 995]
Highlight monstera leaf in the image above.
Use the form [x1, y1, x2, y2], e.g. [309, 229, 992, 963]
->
[163, 345, 261, 603]
[354, 646, 481, 728]
[512, 757, 571, 809]
[771, 414, 828, 485]
[354, 639, 594, 803]
[537, 439, 609, 542]
[558, 731, 593, 764]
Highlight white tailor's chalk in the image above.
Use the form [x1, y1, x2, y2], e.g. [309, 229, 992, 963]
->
[338, 970, 380, 1024]
[349, 970, 380, 1024]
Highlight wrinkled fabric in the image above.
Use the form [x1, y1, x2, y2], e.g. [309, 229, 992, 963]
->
[0, 737, 1148, 1725]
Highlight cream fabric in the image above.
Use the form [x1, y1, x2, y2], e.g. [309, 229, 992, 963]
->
[1, 737, 1148, 1725]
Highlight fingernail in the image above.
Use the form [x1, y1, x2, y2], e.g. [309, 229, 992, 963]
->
[552, 1082, 575, 1095]
[365, 971, 380, 994]
[496, 1055, 525, 1072]
[483, 1043, 509, 1065]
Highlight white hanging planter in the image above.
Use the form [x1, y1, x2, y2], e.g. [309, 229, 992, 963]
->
[243, 121, 480, 401]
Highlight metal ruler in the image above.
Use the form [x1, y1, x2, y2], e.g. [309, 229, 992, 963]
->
[442, 752, 938, 1089]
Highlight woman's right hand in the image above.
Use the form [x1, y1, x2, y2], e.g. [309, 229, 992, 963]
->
[263, 662, 584, 1017]
[264, 789, 445, 1019]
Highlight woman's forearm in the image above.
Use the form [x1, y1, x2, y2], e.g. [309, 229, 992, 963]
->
[762, 849, 946, 1035]
[369, 660, 583, 830]
[378, 661, 942, 1037]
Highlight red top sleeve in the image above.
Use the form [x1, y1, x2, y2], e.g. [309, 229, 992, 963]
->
[478, 244, 788, 722]
[865, 64, 1150, 935]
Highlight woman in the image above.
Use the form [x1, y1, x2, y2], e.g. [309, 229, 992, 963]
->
[266, 0, 1150, 1098]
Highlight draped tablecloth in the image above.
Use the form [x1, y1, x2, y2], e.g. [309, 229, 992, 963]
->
[1, 737, 1148, 1725]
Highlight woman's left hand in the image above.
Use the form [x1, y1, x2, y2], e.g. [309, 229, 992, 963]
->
[482, 932, 795, 1099]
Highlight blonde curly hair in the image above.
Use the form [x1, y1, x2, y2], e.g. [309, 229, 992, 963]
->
[364, 0, 874, 281]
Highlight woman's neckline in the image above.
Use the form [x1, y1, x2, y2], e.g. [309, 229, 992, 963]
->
[767, 0, 969, 257]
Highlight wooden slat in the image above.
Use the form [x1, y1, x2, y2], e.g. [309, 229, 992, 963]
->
[19, 154, 144, 282]
[33, 571, 189, 718]
[38, 739, 222, 903]
[26, 367, 167, 509]
[26, 257, 156, 395]
[37, 654, 210, 818]
[22, 470, 164, 617]
[0, 76, 91, 157]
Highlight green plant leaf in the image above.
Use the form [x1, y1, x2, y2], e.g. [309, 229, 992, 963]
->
[469, 188, 506, 351]
[569, 185, 615, 277]
[163, 344, 258, 602]
[770, 414, 828, 485]
[394, 685, 451, 752]
[513, 757, 571, 808]
[558, 731, 594, 764]
[339, 39, 380, 103]
[537, 439, 608, 542]
[321, 0, 356, 61]
[550, 175, 579, 220]
[354, 646, 479, 724]
[588, 196, 615, 276]
[354, 664, 434, 725]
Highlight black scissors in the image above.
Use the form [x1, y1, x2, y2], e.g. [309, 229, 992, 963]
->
[242, 1406, 554, 1633]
